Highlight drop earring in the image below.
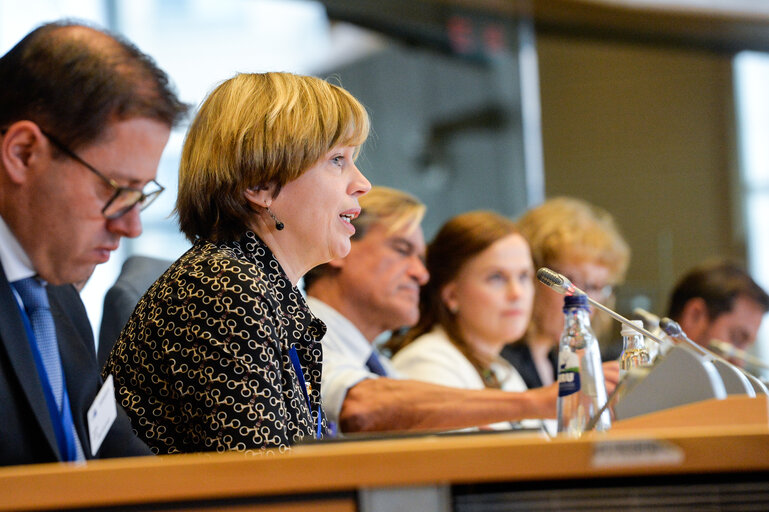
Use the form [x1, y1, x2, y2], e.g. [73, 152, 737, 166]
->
[267, 208, 284, 231]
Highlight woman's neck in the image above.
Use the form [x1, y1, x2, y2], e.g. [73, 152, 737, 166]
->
[456, 325, 505, 368]
[247, 219, 311, 286]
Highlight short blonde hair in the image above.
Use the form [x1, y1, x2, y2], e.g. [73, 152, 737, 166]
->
[303, 186, 425, 290]
[176, 72, 370, 242]
[352, 186, 425, 241]
[519, 197, 630, 283]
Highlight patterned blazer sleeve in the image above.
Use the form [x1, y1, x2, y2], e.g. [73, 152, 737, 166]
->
[106, 257, 298, 453]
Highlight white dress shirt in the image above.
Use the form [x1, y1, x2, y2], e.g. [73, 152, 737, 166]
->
[307, 296, 398, 427]
[0, 214, 38, 310]
[0, 214, 35, 284]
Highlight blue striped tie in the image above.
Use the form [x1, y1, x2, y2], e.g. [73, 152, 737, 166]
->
[12, 277, 85, 461]
[365, 350, 388, 377]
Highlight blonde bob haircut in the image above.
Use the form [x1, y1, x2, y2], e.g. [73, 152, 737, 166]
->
[176, 72, 370, 242]
[519, 197, 630, 284]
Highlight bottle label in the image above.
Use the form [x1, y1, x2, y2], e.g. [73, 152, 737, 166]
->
[557, 351, 581, 397]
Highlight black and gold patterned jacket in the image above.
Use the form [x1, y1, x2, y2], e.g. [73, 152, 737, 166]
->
[103, 232, 327, 454]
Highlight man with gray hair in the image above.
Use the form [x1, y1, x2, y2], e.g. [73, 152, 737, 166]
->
[305, 186, 571, 434]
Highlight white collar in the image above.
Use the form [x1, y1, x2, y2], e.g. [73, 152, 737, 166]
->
[0, 214, 35, 282]
[306, 296, 373, 361]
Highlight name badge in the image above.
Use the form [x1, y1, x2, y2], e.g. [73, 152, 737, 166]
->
[87, 375, 117, 456]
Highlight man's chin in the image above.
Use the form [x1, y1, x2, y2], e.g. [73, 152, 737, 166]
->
[390, 310, 419, 330]
[35, 270, 79, 287]
[55, 264, 97, 289]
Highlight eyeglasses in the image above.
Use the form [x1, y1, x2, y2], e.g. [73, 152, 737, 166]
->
[551, 268, 614, 300]
[580, 282, 614, 300]
[40, 130, 164, 219]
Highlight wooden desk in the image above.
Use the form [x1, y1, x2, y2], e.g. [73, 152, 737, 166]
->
[2, 418, 768, 511]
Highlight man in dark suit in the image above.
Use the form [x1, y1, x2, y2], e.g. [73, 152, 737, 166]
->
[0, 21, 187, 466]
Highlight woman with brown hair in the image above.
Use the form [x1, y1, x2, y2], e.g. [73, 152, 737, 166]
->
[388, 211, 543, 429]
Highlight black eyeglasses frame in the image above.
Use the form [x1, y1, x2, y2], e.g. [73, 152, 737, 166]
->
[38, 129, 165, 220]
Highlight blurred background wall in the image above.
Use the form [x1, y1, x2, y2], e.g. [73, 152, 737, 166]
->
[537, 34, 738, 317]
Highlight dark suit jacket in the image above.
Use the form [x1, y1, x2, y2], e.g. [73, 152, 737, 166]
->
[500, 340, 558, 389]
[0, 261, 152, 466]
[98, 255, 172, 367]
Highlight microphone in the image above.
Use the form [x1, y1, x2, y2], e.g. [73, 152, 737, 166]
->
[535, 268, 578, 296]
[659, 318, 766, 379]
[658, 317, 710, 357]
[659, 318, 767, 395]
[536, 267, 666, 346]
[658, 317, 684, 338]
[709, 339, 769, 371]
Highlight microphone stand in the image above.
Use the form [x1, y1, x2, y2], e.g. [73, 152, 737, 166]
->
[537, 267, 703, 354]
[537, 267, 745, 430]
[709, 339, 769, 372]
[658, 318, 714, 358]
[570, 285, 667, 346]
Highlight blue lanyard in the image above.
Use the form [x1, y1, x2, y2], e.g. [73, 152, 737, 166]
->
[13, 298, 81, 461]
[288, 345, 322, 439]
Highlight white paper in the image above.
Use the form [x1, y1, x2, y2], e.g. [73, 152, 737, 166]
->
[87, 374, 118, 456]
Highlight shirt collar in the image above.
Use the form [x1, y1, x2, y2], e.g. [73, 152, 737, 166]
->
[306, 296, 373, 361]
[0, 214, 35, 283]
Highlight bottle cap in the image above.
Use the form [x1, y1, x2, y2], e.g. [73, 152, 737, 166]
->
[621, 319, 644, 337]
[563, 294, 589, 311]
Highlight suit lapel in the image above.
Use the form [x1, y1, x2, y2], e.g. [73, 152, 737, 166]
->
[0, 264, 61, 460]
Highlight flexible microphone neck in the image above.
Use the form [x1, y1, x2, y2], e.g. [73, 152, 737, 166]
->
[536, 267, 667, 346]
[658, 317, 711, 357]
[709, 339, 769, 371]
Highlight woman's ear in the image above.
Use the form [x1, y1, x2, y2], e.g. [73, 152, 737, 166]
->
[244, 183, 278, 209]
[441, 282, 459, 314]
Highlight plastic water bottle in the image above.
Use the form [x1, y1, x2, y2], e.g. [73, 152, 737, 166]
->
[619, 320, 651, 378]
[556, 294, 610, 435]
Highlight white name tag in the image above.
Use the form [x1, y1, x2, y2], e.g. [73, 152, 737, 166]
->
[87, 375, 117, 456]
[592, 439, 685, 468]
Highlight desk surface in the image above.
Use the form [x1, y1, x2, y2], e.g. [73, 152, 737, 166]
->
[2, 422, 769, 511]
